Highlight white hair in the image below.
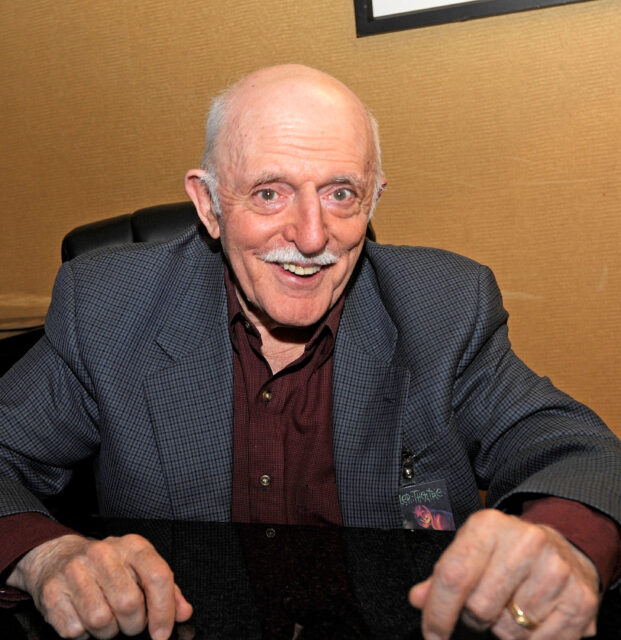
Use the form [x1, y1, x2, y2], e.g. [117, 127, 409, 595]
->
[199, 171, 223, 217]
[199, 80, 384, 219]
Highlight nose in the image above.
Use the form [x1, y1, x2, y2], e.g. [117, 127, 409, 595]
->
[283, 184, 329, 256]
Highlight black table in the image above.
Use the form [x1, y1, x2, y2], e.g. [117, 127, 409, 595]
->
[2, 518, 620, 639]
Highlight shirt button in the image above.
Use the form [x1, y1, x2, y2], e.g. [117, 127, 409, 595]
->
[259, 474, 272, 487]
[265, 527, 276, 538]
[261, 389, 272, 404]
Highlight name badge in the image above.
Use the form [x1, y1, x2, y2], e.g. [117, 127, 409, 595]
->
[399, 479, 455, 531]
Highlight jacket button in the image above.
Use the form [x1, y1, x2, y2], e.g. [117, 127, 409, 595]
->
[259, 474, 272, 487]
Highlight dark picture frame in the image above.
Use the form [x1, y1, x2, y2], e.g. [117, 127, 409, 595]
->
[354, 0, 594, 36]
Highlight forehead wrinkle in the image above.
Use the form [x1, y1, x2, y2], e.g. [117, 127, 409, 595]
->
[249, 156, 367, 188]
[241, 96, 370, 148]
[225, 132, 370, 190]
[257, 124, 358, 147]
[253, 129, 371, 168]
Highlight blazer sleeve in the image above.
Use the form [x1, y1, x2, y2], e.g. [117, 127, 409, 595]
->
[0, 262, 100, 518]
[452, 264, 621, 528]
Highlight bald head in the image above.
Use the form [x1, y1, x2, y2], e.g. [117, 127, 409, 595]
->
[185, 64, 386, 330]
[200, 65, 383, 215]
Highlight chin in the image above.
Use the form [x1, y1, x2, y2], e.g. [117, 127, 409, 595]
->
[265, 304, 330, 329]
[272, 313, 324, 329]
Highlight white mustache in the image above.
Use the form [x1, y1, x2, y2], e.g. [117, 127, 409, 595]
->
[259, 246, 340, 266]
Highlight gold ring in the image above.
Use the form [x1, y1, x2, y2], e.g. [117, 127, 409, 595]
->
[507, 600, 539, 631]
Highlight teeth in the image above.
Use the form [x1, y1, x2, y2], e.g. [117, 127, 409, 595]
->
[281, 263, 321, 276]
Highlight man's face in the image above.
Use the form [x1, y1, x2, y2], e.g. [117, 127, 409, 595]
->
[192, 79, 378, 331]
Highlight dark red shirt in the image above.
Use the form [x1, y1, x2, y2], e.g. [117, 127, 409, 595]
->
[226, 267, 343, 526]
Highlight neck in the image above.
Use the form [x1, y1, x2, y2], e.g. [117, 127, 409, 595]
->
[259, 329, 311, 374]
[234, 286, 317, 373]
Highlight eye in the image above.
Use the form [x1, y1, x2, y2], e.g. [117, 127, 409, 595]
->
[257, 188, 277, 201]
[331, 188, 353, 202]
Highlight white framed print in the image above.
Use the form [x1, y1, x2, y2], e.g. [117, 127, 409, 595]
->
[353, 0, 595, 35]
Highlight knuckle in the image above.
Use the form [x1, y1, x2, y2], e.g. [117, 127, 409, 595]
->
[124, 533, 151, 550]
[114, 591, 144, 616]
[59, 623, 88, 639]
[556, 599, 580, 620]
[39, 577, 64, 608]
[576, 587, 599, 620]
[86, 539, 114, 562]
[518, 523, 547, 552]
[465, 595, 495, 625]
[433, 556, 469, 592]
[489, 620, 514, 640]
[471, 508, 505, 526]
[83, 604, 115, 630]
[64, 556, 89, 578]
[546, 553, 571, 585]
[464, 509, 497, 531]
[44, 608, 87, 639]
[145, 564, 173, 587]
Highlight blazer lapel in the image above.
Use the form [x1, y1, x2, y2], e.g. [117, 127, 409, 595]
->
[144, 252, 234, 521]
[143, 245, 410, 525]
[333, 258, 410, 528]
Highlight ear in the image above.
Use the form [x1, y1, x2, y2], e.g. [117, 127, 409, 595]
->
[377, 177, 388, 201]
[184, 169, 221, 239]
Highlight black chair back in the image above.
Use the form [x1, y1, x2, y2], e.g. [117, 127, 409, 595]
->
[61, 201, 200, 262]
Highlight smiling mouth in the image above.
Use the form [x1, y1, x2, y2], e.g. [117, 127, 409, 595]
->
[280, 262, 322, 276]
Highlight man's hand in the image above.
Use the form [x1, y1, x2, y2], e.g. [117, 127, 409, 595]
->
[7, 533, 193, 640]
[409, 509, 600, 640]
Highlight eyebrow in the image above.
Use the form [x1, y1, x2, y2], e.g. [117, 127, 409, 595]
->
[248, 173, 365, 192]
[332, 175, 364, 192]
[249, 173, 287, 190]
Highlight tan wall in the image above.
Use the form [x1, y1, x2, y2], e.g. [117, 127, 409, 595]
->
[1, 0, 619, 436]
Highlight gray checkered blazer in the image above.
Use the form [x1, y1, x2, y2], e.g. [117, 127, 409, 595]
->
[1, 229, 620, 532]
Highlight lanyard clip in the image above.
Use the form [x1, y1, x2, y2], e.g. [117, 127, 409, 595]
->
[401, 447, 415, 481]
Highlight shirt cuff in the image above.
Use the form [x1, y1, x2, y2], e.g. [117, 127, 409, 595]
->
[0, 512, 78, 607]
[520, 496, 621, 592]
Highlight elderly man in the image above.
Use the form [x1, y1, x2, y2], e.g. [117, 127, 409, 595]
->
[1, 65, 620, 640]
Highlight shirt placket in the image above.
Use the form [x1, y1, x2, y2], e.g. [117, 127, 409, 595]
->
[248, 371, 286, 523]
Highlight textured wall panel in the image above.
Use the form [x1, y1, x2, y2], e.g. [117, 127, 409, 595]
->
[1, 0, 619, 433]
